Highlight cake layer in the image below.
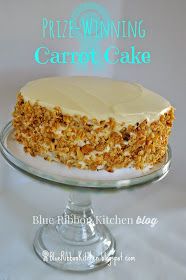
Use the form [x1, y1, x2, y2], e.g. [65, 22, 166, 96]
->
[13, 92, 174, 172]
[20, 76, 171, 125]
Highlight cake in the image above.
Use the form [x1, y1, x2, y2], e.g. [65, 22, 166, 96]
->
[13, 76, 174, 172]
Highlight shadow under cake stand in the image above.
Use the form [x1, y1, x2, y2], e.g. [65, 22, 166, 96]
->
[0, 121, 172, 271]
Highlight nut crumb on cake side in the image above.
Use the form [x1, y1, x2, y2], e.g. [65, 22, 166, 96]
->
[13, 93, 175, 172]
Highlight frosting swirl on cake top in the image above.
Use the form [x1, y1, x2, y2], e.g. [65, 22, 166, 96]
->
[20, 76, 171, 125]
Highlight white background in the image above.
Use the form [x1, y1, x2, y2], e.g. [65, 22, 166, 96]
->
[0, 0, 186, 279]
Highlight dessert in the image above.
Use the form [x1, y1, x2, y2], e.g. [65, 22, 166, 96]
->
[13, 76, 174, 172]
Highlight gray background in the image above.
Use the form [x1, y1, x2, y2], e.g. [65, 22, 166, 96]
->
[0, 0, 185, 279]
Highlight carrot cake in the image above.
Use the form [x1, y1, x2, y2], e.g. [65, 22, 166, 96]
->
[13, 76, 174, 172]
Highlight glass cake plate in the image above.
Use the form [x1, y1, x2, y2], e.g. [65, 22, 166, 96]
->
[0, 121, 172, 271]
[0, 121, 171, 189]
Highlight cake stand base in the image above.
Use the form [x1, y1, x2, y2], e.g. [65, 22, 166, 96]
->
[33, 191, 116, 271]
[0, 122, 172, 272]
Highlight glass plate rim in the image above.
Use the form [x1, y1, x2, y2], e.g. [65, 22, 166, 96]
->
[0, 121, 172, 189]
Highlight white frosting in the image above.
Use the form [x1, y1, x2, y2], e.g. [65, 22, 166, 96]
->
[20, 76, 171, 125]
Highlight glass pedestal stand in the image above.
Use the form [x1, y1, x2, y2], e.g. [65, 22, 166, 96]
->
[0, 122, 172, 272]
[33, 190, 116, 271]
